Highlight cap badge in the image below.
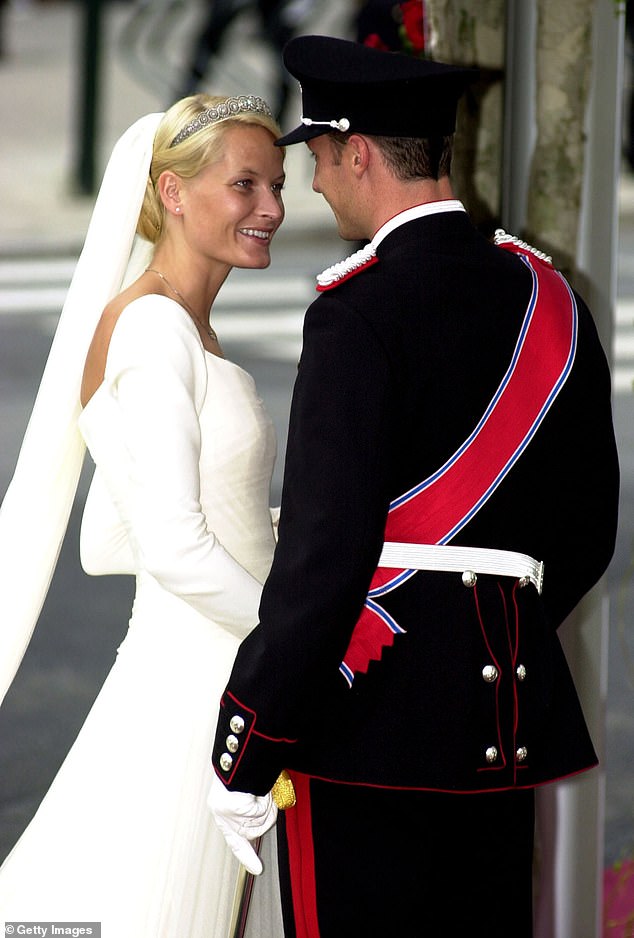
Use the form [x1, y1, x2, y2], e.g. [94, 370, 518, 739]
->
[301, 116, 351, 133]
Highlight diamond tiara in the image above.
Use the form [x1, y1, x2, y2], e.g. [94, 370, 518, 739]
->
[170, 95, 273, 147]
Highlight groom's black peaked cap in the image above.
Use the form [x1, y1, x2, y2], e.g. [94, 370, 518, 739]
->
[275, 34, 476, 147]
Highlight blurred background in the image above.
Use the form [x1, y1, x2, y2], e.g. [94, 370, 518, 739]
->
[0, 1, 633, 933]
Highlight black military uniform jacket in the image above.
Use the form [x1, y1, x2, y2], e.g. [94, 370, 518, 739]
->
[212, 205, 619, 796]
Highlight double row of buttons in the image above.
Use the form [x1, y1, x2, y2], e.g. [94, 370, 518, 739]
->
[219, 714, 245, 773]
[461, 570, 533, 589]
[481, 663, 528, 766]
[482, 663, 527, 683]
[485, 744, 529, 764]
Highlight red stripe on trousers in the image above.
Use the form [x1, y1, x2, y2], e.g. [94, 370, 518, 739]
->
[285, 771, 321, 938]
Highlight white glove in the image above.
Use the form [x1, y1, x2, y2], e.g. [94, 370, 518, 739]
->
[208, 775, 278, 875]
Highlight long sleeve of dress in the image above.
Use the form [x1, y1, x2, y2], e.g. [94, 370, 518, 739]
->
[78, 297, 264, 640]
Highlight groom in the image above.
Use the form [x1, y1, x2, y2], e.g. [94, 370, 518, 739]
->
[209, 34, 619, 936]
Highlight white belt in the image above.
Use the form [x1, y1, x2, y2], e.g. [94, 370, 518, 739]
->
[378, 542, 544, 594]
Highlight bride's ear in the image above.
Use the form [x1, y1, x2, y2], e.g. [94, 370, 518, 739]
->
[157, 171, 183, 217]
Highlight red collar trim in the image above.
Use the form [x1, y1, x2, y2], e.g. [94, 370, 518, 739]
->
[316, 253, 379, 291]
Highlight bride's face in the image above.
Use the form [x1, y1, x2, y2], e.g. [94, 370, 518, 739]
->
[179, 124, 285, 270]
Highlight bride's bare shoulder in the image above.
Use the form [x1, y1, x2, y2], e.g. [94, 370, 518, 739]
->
[80, 280, 152, 407]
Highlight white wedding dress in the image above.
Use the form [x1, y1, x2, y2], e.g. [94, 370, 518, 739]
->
[0, 296, 284, 937]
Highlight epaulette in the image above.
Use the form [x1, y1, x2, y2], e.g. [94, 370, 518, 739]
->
[493, 228, 553, 265]
[316, 244, 378, 292]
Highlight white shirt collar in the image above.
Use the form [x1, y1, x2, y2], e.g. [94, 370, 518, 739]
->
[371, 199, 466, 250]
[316, 200, 466, 290]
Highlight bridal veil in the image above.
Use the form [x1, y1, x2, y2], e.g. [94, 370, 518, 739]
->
[0, 111, 163, 705]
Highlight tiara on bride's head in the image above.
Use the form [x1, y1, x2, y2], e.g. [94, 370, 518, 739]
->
[170, 95, 273, 147]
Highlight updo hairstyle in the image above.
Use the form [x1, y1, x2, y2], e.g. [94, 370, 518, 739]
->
[137, 94, 282, 244]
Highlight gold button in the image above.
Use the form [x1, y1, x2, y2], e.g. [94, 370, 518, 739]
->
[485, 746, 498, 764]
[516, 746, 528, 763]
[482, 665, 499, 683]
[462, 570, 477, 588]
[226, 734, 239, 753]
[516, 664, 527, 681]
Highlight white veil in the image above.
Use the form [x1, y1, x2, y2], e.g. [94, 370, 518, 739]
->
[0, 111, 164, 706]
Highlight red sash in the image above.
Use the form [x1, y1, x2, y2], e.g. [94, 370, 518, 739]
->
[340, 246, 578, 686]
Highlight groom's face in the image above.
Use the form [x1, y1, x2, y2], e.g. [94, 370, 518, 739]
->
[307, 135, 364, 242]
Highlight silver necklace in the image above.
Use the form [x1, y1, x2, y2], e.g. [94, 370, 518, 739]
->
[146, 268, 218, 342]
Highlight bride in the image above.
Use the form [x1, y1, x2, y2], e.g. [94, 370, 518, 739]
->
[0, 93, 285, 936]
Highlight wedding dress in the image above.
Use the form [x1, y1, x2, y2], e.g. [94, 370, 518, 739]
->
[0, 295, 283, 937]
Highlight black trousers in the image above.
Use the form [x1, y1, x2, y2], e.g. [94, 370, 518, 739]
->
[277, 773, 535, 938]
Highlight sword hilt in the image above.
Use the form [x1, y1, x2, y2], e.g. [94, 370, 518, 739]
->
[271, 768, 296, 809]
[228, 770, 296, 938]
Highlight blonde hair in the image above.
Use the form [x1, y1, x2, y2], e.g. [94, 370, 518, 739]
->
[137, 94, 283, 243]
